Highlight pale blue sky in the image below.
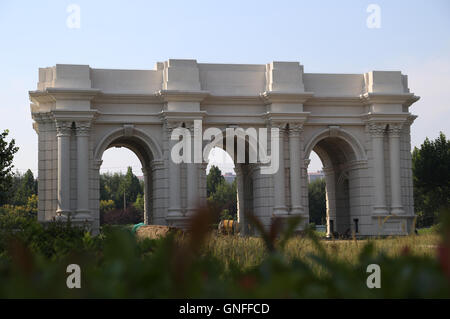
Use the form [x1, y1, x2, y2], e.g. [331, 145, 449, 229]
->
[0, 0, 449, 175]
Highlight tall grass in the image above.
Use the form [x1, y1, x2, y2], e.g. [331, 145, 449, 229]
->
[203, 233, 440, 271]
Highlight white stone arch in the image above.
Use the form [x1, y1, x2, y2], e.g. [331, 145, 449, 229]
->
[304, 127, 367, 162]
[203, 127, 260, 165]
[94, 126, 163, 164]
[92, 125, 164, 227]
[30, 61, 419, 236]
[203, 127, 262, 235]
[304, 127, 367, 237]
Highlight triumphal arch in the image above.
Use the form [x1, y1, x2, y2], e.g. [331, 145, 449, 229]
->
[29, 60, 419, 236]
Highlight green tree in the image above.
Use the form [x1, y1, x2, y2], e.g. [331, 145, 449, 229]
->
[100, 199, 115, 214]
[100, 170, 144, 210]
[100, 172, 123, 204]
[412, 132, 450, 227]
[118, 167, 142, 209]
[13, 169, 37, 206]
[208, 179, 237, 219]
[207, 165, 225, 197]
[133, 193, 145, 213]
[26, 194, 38, 216]
[0, 129, 19, 205]
[308, 178, 326, 225]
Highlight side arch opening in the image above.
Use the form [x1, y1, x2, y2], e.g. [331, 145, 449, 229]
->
[305, 128, 367, 238]
[93, 128, 162, 229]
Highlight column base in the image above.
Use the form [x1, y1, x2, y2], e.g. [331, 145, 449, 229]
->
[371, 214, 415, 236]
[390, 206, 405, 215]
[372, 206, 388, 215]
[55, 209, 72, 220]
[165, 215, 190, 230]
[167, 208, 183, 217]
[290, 206, 304, 215]
[270, 214, 308, 233]
[75, 209, 92, 220]
[52, 210, 94, 232]
[185, 208, 197, 217]
[272, 206, 288, 216]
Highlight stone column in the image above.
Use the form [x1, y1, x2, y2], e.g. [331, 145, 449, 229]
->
[151, 160, 165, 224]
[167, 123, 182, 217]
[323, 166, 336, 237]
[235, 165, 245, 231]
[388, 123, 404, 214]
[289, 124, 303, 215]
[56, 120, 71, 218]
[75, 121, 91, 219]
[369, 123, 388, 214]
[142, 166, 151, 224]
[92, 159, 103, 234]
[186, 124, 200, 216]
[272, 123, 288, 216]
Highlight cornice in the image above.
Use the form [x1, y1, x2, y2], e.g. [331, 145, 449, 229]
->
[29, 88, 101, 103]
[360, 92, 420, 106]
[260, 91, 314, 104]
[264, 111, 310, 123]
[52, 109, 99, 122]
[361, 112, 413, 124]
[202, 95, 262, 105]
[159, 110, 207, 123]
[305, 95, 362, 106]
[93, 92, 161, 104]
[157, 90, 210, 102]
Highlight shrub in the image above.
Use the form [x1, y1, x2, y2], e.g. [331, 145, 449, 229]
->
[0, 206, 449, 298]
[101, 206, 143, 225]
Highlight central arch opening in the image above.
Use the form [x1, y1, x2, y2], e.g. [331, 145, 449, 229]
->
[205, 134, 257, 235]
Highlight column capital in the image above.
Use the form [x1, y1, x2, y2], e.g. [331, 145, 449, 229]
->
[387, 123, 403, 138]
[33, 112, 54, 124]
[141, 166, 151, 176]
[269, 121, 288, 132]
[288, 123, 303, 137]
[93, 159, 103, 170]
[185, 120, 202, 134]
[55, 120, 72, 137]
[164, 120, 183, 133]
[75, 121, 91, 137]
[368, 122, 387, 137]
[304, 158, 311, 168]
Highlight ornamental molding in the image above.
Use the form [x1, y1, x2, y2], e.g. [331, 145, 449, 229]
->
[288, 123, 304, 137]
[55, 120, 72, 137]
[367, 122, 387, 137]
[264, 111, 310, 124]
[157, 90, 209, 103]
[29, 88, 101, 103]
[360, 92, 420, 106]
[75, 121, 92, 136]
[387, 123, 403, 137]
[123, 124, 134, 137]
[260, 91, 314, 104]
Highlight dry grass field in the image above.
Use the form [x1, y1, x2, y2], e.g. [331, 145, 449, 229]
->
[201, 232, 440, 271]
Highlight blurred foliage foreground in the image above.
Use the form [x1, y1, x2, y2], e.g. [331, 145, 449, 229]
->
[1, 205, 450, 298]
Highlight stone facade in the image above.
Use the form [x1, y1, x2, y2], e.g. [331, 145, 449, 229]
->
[29, 60, 419, 236]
